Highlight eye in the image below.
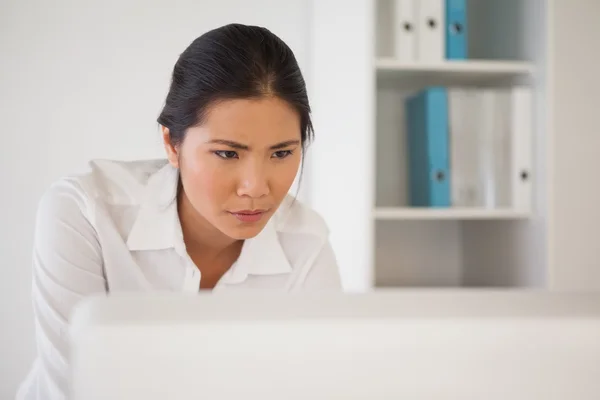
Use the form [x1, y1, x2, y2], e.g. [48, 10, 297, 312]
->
[272, 150, 293, 159]
[214, 150, 238, 159]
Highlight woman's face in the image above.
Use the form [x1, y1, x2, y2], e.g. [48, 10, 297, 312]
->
[164, 96, 302, 240]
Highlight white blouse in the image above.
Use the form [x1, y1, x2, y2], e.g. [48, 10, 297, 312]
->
[17, 158, 341, 400]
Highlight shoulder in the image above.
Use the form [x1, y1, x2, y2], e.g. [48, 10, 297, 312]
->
[35, 158, 173, 233]
[271, 195, 330, 240]
[40, 158, 170, 207]
[71, 158, 169, 204]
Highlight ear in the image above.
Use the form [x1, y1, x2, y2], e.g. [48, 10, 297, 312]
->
[161, 126, 179, 168]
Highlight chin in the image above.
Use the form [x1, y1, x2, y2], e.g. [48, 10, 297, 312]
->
[225, 226, 265, 240]
[219, 219, 269, 240]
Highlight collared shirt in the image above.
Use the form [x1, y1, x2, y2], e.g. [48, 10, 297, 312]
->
[17, 158, 341, 400]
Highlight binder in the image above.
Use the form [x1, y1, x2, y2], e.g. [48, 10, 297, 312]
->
[475, 89, 499, 208]
[405, 87, 450, 207]
[448, 88, 480, 207]
[407, 86, 531, 210]
[509, 87, 533, 211]
[445, 0, 468, 59]
[416, 0, 445, 61]
[491, 88, 512, 208]
[448, 88, 513, 208]
[393, 0, 417, 61]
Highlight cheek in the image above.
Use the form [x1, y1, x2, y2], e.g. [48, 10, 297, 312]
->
[270, 154, 302, 195]
[180, 151, 234, 209]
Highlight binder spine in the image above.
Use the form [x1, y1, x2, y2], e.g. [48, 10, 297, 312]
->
[394, 0, 416, 61]
[416, 0, 445, 61]
[511, 87, 533, 211]
[424, 87, 451, 207]
[445, 0, 468, 59]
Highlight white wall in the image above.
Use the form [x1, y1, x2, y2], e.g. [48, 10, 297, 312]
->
[309, 0, 375, 292]
[0, 0, 312, 396]
[549, 0, 600, 290]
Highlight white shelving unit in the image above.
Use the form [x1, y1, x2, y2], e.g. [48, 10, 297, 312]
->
[374, 207, 530, 221]
[372, 0, 550, 288]
[308, 0, 552, 292]
[376, 58, 535, 86]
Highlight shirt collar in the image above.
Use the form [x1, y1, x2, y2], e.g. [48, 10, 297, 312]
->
[125, 162, 292, 279]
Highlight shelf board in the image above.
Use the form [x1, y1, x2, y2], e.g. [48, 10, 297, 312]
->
[376, 58, 535, 86]
[374, 207, 531, 220]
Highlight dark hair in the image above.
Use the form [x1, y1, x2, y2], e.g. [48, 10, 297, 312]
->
[157, 23, 314, 149]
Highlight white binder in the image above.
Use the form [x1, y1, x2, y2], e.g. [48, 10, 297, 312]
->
[448, 88, 479, 207]
[449, 88, 513, 209]
[393, 0, 416, 61]
[491, 89, 512, 208]
[510, 87, 533, 211]
[448, 87, 532, 210]
[476, 89, 498, 208]
[416, 0, 445, 61]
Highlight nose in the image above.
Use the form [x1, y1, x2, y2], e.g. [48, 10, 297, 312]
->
[236, 160, 270, 199]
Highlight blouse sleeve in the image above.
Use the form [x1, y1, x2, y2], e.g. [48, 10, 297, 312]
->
[19, 180, 107, 400]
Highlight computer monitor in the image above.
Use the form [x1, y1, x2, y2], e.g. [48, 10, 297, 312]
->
[69, 290, 600, 399]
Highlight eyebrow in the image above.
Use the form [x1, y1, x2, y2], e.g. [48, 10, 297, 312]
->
[207, 139, 300, 150]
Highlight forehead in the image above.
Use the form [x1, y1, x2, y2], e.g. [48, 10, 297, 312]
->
[199, 97, 301, 143]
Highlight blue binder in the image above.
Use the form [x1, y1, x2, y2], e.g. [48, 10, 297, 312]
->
[445, 0, 468, 59]
[405, 87, 450, 207]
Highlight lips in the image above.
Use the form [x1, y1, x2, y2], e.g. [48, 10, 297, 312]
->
[228, 209, 268, 223]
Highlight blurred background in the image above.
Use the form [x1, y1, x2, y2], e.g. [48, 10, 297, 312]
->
[2, 0, 600, 397]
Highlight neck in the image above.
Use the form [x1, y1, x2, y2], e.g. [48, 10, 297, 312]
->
[177, 187, 240, 256]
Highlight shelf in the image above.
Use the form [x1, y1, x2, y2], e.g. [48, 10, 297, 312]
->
[374, 207, 531, 220]
[376, 59, 535, 86]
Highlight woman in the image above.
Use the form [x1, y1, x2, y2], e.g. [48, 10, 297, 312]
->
[17, 23, 341, 400]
